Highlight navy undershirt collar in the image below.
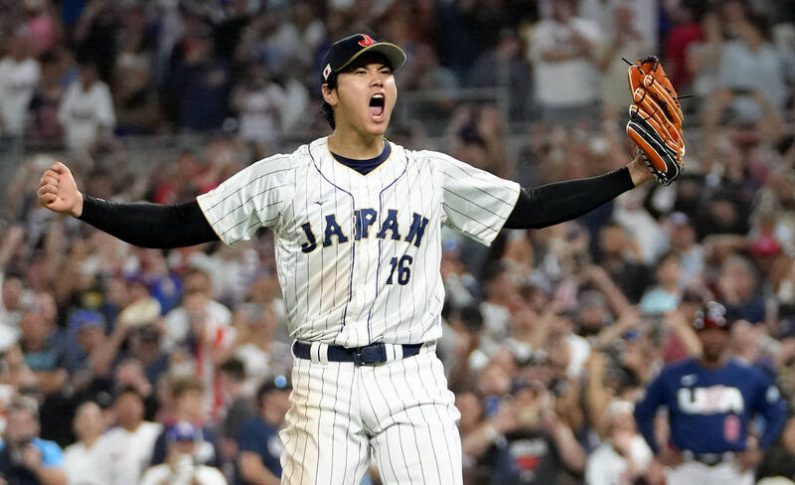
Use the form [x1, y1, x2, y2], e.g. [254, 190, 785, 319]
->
[331, 142, 391, 175]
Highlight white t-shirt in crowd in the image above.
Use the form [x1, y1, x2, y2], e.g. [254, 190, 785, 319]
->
[585, 435, 652, 485]
[162, 299, 234, 351]
[237, 83, 288, 145]
[579, 0, 658, 52]
[529, 17, 602, 107]
[0, 57, 40, 136]
[58, 79, 115, 151]
[95, 421, 162, 485]
[64, 441, 106, 485]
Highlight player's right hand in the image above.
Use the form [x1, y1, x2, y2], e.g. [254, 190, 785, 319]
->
[37, 162, 84, 217]
[655, 447, 684, 467]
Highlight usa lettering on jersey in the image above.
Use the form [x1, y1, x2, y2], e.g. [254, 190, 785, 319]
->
[677, 385, 745, 414]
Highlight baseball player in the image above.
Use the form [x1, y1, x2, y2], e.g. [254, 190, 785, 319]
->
[38, 33, 659, 484]
[633, 301, 788, 485]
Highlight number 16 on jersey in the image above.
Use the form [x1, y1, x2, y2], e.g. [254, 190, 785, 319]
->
[387, 255, 413, 285]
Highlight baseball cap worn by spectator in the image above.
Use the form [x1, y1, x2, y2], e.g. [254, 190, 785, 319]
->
[692, 301, 730, 331]
[68, 309, 105, 333]
[167, 421, 198, 442]
[259, 374, 291, 395]
[320, 33, 407, 84]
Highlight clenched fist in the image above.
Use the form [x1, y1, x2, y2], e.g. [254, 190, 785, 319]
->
[37, 162, 84, 217]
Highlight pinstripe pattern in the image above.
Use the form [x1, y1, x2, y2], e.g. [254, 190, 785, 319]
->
[366, 351, 462, 484]
[197, 137, 514, 484]
[198, 139, 519, 346]
[282, 349, 461, 484]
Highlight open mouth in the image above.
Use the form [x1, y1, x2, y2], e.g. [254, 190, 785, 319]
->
[369, 94, 385, 120]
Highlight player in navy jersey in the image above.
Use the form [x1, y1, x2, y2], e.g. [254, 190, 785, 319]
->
[633, 301, 787, 485]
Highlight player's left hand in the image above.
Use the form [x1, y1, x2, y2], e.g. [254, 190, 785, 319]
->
[738, 448, 764, 472]
[626, 150, 655, 186]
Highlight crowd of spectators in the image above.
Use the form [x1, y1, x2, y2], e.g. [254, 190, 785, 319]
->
[1, 0, 795, 484]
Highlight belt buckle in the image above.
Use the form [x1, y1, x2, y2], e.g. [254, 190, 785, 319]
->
[698, 453, 722, 466]
[352, 344, 386, 366]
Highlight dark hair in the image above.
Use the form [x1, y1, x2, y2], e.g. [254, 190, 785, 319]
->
[38, 50, 59, 65]
[113, 385, 143, 403]
[219, 358, 246, 381]
[458, 305, 484, 332]
[256, 374, 291, 407]
[2, 270, 24, 282]
[745, 11, 772, 41]
[481, 260, 510, 284]
[681, 0, 709, 21]
[321, 73, 338, 130]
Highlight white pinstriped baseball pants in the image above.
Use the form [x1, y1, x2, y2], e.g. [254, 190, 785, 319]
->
[280, 345, 463, 485]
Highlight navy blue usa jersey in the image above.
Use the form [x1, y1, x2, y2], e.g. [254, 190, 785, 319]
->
[634, 358, 787, 454]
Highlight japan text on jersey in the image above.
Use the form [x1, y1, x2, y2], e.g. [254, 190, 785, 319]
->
[298, 208, 430, 254]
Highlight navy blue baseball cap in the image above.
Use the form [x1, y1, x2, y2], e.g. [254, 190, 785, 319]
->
[68, 309, 105, 333]
[321, 33, 406, 83]
[693, 301, 730, 331]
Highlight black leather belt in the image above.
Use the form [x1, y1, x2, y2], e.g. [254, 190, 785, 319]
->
[292, 341, 424, 366]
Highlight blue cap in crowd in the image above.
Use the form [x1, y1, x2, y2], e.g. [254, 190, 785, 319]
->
[167, 421, 198, 443]
[68, 309, 105, 333]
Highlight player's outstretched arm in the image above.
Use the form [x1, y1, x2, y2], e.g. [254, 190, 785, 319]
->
[37, 162, 219, 249]
[503, 152, 650, 230]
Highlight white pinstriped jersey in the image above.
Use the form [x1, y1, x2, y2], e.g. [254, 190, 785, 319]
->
[197, 137, 520, 347]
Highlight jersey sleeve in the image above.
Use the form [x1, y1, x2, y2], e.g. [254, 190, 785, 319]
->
[197, 155, 291, 245]
[752, 370, 788, 450]
[429, 151, 521, 246]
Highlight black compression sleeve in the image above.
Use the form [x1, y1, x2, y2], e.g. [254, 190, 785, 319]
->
[504, 167, 634, 229]
[78, 196, 220, 248]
